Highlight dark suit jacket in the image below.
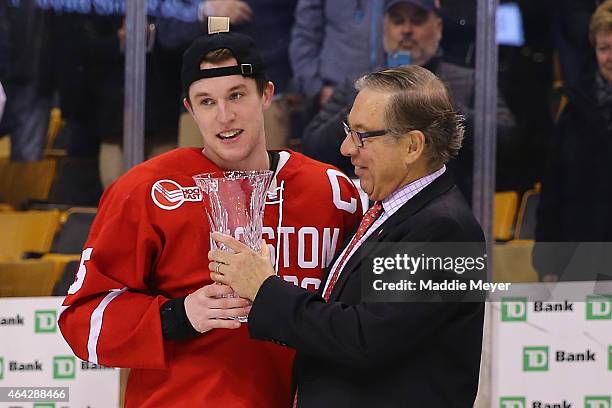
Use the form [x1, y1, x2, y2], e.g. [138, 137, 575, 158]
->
[248, 171, 485, 407]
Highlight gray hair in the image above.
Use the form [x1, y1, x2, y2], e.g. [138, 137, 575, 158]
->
[354, 65, 465, 168]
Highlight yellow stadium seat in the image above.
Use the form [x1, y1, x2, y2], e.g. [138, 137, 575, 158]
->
[0, 210, 61, 260]
[0, 135, 9, 160]
[493, 241, 539, 283]
[0, 159, 10, 199]
[0, 260, 60, 296]
[515, 184, 541, 241]
[46, 108, 65, 150]
[494, 191, 519, 241]
[41, 253, 82, 280]
[48, 207, 96, 253]
[0, 159, 57, 208]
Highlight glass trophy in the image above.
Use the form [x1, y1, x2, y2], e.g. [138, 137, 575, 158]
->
[193, 170, 273, 322]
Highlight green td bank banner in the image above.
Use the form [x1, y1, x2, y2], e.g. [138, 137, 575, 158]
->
[0, 297, 119, 407]
[492, 283, 612, 406]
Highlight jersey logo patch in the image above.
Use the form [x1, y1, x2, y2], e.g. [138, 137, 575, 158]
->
[151, 179, 203, 210]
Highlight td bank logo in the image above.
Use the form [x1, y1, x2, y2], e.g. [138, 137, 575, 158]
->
[586, 295, 612, 320]
[609, 346, 612, 371]
[502, 297, 527, 322]
[500, 397, 526, 408]
[0, 356, 4, 380]
[35, 310, 57, 333]
[585, 396, 611, 408]
[523, 346, 549, 371]
[53, 356, 75, 379]
[33, 404, 55, 408]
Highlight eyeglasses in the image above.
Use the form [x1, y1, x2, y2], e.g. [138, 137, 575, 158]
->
[342, 121, 388, 148]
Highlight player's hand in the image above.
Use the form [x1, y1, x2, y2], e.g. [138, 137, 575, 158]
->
[200, 0, 253, 24]
[184, 283, 251, 333]
[209, 233, 275, 301]
[541, 274, 559, 282]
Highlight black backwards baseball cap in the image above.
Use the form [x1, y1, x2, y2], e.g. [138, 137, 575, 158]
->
[181, 26, 266, 97]
[384, 0, 440, 13]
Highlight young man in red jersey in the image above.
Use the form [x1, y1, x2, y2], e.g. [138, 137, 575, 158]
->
[59, 24, 362, 407]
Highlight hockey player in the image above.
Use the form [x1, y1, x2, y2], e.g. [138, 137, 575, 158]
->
[58, 24, 362, 407]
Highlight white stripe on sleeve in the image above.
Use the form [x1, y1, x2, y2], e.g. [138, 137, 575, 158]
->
[87, 287, 127, 364]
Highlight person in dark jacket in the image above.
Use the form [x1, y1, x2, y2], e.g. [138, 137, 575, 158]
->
[289, 0, 385, 106]
[301, 0, 516, 200]
[534, 0, 612, 282]
[0, 0, 49, 162]
[210, 65, 485, 408]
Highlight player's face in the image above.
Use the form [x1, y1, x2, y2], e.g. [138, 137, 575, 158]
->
[185, 57, 274, 170]
[341, 88, 413, 201]
[595, 30, 612, 83]
[383, 3, 442, 67]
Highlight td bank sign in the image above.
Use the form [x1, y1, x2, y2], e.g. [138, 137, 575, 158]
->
[501, 298, 576, 322]
[35, 310, 58, 333]
[585, 396, 611, 408]
[586, 296, 612, 320]
[523, 347, 549, 371]
[502, 297, 527, 322]
[53, 356, 75, 379]
[523, 346, 602, 372]
[501, 295, 612, 321]
[500, 396, 611, 408]
[500, 397, 526, 408]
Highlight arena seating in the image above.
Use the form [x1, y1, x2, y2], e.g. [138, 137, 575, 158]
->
[493, 191, 519, 241]
[0, 209, 61, 260]
[0, 260, 59, 296]
[0, 159, 57, 208]
[0, 206, 96, 296]
[514, 184, 540, 241]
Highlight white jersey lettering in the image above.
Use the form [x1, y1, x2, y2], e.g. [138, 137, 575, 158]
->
[322, 228, 340, 268]
[327, 169, 358, 214]
[278, 227, 295, 267]
[68, 248, 93, 295]
[298, 227, 319, 268]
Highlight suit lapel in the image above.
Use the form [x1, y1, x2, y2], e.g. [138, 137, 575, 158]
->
[327, 172, 456, 301]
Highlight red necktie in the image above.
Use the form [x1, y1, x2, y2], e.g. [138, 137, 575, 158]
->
[292, 202, 383, 408]
[322, 201, 383, 301]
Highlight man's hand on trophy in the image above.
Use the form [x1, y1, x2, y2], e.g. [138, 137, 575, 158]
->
[184, 283, 252, 333]
[209, 232, 275, 301]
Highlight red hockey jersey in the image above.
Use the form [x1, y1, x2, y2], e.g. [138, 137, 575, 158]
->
[59, 148, 361, 407]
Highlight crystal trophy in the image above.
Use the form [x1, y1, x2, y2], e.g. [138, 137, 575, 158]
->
[193, 170, 273, 322]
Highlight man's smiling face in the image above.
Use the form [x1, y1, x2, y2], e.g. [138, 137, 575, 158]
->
[185, 57, 273, 170]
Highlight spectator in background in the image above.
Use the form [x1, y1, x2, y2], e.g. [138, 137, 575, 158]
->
[0, 0, 50, 162]
[439, 0, 476, 67]
[289, 0, 385, 108]
[497, 0, 555, 192]
[534, 0, 612, 282]
[0, 0, 8, 99]
[176, 0, 298, 149]
[53, 12, 180, 188]
[555, 0, 602, 88]
[0, 81, 5, 123]
[302, 0, 516, 200]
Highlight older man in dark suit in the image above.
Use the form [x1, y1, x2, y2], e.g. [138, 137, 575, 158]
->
[210, 65, 485, 408]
